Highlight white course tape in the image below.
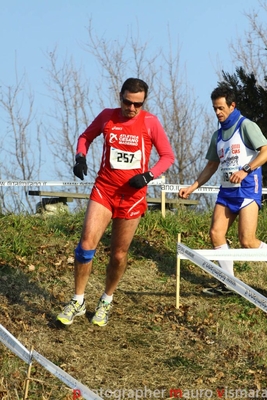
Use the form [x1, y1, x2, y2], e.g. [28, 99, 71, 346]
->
[0, 180, 93, 187]
[0, 324, 31, 364]
[178, 248, 267, 261]
[161, 184, 220, 193]
[33, 351, 103, 400]
[0, 324, 103, 400]
[161, 184, 267, 194]
[0, 178, 163, 187]
[2, 180, 267, 193]
[148, 178, 164, 185]
[177, 243, 267, 313]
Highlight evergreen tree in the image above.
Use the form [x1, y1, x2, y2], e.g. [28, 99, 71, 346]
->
[218, 67, 267, 186]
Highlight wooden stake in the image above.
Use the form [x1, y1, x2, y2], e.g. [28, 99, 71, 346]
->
[23, 346, 34, 400]
[176, 233, 181, 309]
[161, 175, 166, 218]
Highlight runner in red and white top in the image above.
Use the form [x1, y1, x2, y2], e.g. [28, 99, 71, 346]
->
[57, 78, 175, 327]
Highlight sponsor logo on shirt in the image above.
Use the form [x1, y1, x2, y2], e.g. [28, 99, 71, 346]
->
[225, 146, 230, 156]
[109, 133, 118, 143]
[218, 148, 224, 159]
[119, 134, 139, 146]
[221, 155, 239, 166]
[231, 144, 240, 154]
[129, 210, 140, 217]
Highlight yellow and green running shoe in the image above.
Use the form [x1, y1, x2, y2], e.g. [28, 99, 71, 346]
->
[57, 299, 86, 325]
[91, 299, 112, 326]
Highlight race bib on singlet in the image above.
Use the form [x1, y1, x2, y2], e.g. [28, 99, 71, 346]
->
[110, 148, 142, 169]
[221, 166, 241, 188]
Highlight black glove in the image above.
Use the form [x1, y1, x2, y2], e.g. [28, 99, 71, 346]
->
[73, 156, 88, 180]
[129, 171, 154, 189]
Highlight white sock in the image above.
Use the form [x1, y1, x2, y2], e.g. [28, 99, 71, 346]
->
[259, 241, 267, 249]
[72, 294, 84, 305]
[215, 244, 234, 276]
[101, 293, 113, 303]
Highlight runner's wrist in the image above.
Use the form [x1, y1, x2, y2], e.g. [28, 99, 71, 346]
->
[75, 152, 86, 161]
[242, 164, 252, 174]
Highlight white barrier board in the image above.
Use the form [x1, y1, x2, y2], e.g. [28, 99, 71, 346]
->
[0, 324, 103, 400]
[33, 351, 103, 400]
[0, 324, 31, 364]
[178, 248, 267, 261]
[178, 243, 267, 313]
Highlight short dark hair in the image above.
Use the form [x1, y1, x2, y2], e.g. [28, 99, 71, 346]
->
[120, 78, 149, 99]
[211, 84, 236, 107]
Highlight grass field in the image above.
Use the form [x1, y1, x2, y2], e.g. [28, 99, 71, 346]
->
[1, 207, 267, 399]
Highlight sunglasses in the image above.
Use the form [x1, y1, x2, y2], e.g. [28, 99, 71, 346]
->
[121, 97, 144, 108]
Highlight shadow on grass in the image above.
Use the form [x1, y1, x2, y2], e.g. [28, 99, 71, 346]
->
[0, 263, 57, 327]
[100, 230, 216, 284]
[249, 285, 267, 298]
[118, 289, 175, 304]
[163, 355, 203, 372]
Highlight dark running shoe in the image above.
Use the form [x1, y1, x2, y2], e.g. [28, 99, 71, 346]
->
[202, 284, 234, 296]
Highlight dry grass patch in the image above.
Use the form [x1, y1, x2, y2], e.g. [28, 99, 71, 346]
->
[0, 209, 267, 399]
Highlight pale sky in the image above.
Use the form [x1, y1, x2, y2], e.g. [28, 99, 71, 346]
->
[1, 0, 261, 105]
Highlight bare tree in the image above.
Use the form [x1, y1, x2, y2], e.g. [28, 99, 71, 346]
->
[229, 0, 267, 86]
[40, 20, 216, 209]
[0, 71, 42, 213]
[44, 48, 99, 181]
[0, 20, 218, 213]
[82, 21, 215, 205]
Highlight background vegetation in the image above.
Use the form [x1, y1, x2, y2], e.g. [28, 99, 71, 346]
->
[1, 1, 267, 213]
[1, 206, 267, 399]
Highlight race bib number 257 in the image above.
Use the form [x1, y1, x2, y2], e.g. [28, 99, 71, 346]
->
[110, 148, 142, 170]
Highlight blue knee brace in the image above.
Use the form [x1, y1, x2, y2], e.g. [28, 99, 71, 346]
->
[75, 242, 96, 264]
